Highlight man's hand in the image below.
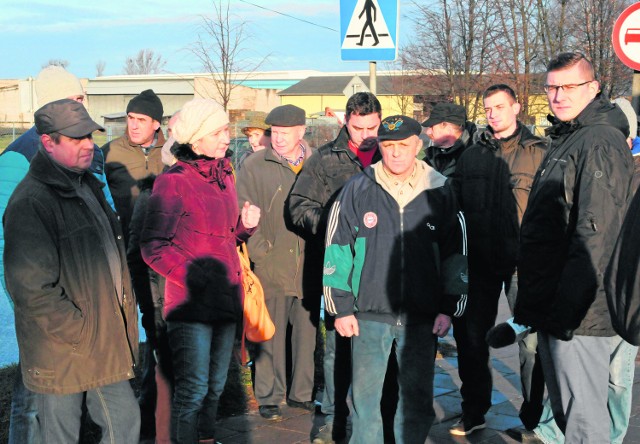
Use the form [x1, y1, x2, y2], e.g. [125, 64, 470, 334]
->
[433, 314, 451, 338]
[335, 315, 359, 337]
[241, 201, 261, 229]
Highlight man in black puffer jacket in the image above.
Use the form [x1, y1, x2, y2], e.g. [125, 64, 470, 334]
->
[449, 84, 547, 436]
[513, 52, 634, 443]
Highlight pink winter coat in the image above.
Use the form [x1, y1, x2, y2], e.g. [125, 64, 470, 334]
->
[141, 145, 254, 323]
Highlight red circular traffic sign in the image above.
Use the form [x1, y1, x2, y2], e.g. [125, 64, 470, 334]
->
[613, 3, 640, 71]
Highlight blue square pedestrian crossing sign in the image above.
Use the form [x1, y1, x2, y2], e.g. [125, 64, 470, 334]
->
[340, 0, 399, 61]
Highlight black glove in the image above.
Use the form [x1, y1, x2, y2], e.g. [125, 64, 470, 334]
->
[486, 322, 516, 348]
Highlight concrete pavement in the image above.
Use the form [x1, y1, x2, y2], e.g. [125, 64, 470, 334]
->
[212, 296, 640, 443]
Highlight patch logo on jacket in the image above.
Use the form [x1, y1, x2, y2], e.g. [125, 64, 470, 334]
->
[323, 261, 336, 276]
[426, 222, 435, 230]
[363, 211, 378, 228]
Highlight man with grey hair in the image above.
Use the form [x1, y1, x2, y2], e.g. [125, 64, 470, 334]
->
[237, 104, 319, 421]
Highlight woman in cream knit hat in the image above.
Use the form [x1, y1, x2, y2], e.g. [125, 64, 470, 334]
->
[141, 98, 260, 443]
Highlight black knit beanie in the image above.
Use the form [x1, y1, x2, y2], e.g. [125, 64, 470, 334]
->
[126, 89, 163, 122]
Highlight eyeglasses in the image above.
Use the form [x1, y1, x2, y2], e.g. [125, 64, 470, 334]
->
[543, 80, 593, 94]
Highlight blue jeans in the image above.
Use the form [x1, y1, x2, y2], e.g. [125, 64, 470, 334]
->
[167, 321, 236, 443]
[534, 336, 638, 444]
[321, 315, 351, 426]
[351, 319, 436, 444]
[36, 380, 139, 443]
[9, 362, 40, 444]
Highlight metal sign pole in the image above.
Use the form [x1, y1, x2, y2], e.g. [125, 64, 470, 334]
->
[369, 61, 377, 95]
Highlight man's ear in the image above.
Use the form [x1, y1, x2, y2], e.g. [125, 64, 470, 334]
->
[513, 102, 522, 115]
[297, 125, 307, 140]
[153, 120, 161, 131]
[41, 134, 54, 153]
[414, 136, 423, 156]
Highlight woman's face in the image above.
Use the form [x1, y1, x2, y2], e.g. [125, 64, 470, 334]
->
[246, 128, 268, 152]
[196, 124, 230, 159]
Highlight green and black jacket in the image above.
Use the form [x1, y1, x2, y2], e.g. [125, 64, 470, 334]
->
[323, 161, 468, 326]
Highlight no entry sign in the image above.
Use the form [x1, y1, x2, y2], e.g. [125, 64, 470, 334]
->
[613, 2, 640, 71]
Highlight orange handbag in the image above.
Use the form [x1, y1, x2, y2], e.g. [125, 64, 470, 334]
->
[237, 243, 275, 343]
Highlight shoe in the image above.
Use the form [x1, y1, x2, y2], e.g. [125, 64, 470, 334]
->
[449, 416, 486, 436]
[286, 398, 317, 411]
[259, 405, 282, 420]
[313, 423, 335, 443]
[505, 427, 544, 443]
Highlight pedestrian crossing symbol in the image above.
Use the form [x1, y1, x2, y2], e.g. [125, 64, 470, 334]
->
[340, 0, 398, 61]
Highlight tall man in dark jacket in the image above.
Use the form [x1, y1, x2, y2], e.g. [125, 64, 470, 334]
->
[287, 92, 382, 443]
[422, 103, 475, 176]
[3, 99, 140, 443]
[449, 84, 547, 435]
[513, 52, 634, 443]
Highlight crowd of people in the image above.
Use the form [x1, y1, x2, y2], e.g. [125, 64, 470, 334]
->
[1, 50, 639, 444]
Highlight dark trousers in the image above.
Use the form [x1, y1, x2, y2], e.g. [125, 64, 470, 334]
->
[253, 295, 318, 405]
[452, 268, 544, 428]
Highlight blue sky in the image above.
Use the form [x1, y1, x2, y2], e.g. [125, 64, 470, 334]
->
[1, 0, 417, 79]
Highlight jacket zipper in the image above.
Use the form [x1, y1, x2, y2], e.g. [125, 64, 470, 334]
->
[397, 207, 404, 327]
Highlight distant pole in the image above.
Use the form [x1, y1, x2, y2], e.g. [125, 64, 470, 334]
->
[369, 61, 377, 95]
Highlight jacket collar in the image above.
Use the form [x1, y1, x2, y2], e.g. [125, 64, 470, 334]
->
[172, 143, 233, 189]
[330, 125, 382, 165]
[546, 93, 626, 139]
[125, 129, 166, 149]
[264, 142, 312, 167]
[28, 148, 101, 197]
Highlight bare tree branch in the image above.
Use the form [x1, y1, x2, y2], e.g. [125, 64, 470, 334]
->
[189, 0, 270, 110]
[95, 61, 106, 77]
[123, 49, 167, 75]
[42, 59, 69, 69]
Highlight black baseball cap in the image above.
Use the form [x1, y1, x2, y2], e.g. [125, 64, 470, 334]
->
[378, 115, 422, 141]
[421, 103, 466, 128]
[35, 99, 104, 137]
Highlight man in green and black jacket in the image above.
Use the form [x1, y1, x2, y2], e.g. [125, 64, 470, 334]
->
[323, 115, 468, 444]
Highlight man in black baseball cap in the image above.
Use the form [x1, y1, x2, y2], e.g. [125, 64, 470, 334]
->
[323, 113, 468, 442]
[4, 98, 140, 443]
[422, 103, 475, 176]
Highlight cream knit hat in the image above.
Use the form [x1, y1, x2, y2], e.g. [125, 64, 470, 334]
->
[35, 66, 84, 107]
[172, 98, 229, 145]
[613, 98, 638, 140]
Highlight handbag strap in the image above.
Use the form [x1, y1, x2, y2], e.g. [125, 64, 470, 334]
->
[238, 242, 250, 263]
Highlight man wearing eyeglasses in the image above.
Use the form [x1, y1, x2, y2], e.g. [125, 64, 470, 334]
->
[513, 52, 634, 442]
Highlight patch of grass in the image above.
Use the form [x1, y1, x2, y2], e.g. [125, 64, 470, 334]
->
[0, 364, 16, 443]
[0, 135, 17, 153]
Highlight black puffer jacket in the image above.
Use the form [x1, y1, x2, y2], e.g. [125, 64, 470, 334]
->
[606, 185, 640, 346]
[452, 123, 547, 274]
[425, 122, 476, 177]
[514, 95, 634, 339]
[287, 126, 381, 236]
